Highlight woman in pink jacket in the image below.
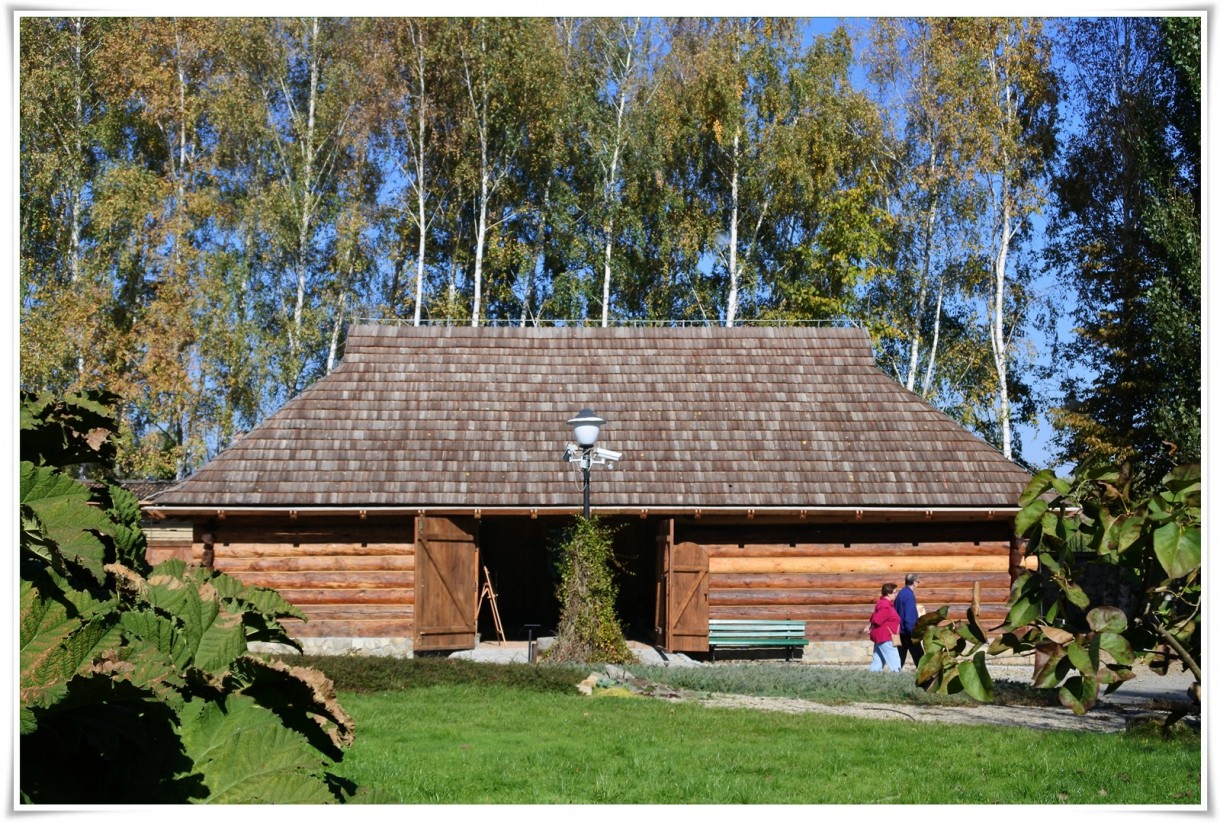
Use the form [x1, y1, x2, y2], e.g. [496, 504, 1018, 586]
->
[868, 582, 902, 672]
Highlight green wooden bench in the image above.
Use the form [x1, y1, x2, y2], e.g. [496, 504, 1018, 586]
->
[707, 619, 809, 662]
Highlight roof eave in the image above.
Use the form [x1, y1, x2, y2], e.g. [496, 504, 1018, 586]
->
[145, 503, 1021, 523]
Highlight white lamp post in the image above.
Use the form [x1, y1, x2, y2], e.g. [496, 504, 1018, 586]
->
[563, 408, 619, 518]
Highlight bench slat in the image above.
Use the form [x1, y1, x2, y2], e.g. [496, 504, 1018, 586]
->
[706, 618, 808, 661]
[708, 619, 809, 643]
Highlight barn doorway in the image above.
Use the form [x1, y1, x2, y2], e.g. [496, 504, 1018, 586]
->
[476, 517, 658, 644]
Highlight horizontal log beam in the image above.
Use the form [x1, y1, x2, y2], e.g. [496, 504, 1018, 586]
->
[710, 572, 1014, 590]
[284, 619, 412, 638]
[212, 543, 414, 558]
[217, 520, 412, 539]
[681, 522, 1015, 546]
[709, 604, 1011, 622]
[217, 555, 414, 572]
[293, 604, 413, 620]
[701, 542, 1011, 558]
[276, 588, 413, 606]
[709, 556, 1037, 575]
[710, 587, 1011, 607]
[220, 571, 414, 590]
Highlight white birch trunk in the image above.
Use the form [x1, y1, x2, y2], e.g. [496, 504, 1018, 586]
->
[992, 190, 1013, 460]
[463, 32, 490, 328]
[921, 287, 943, 397]
[413, 168, 426, 327]
[906, 186, 937, 392]
[289, 18, 320, 382]
[69, 18, 83, 288]
[472, 167, 487, 327]
[725, 128, 741, 328]
[173, 21, 188, 276]
[327, 287, 347, 373]
[600, 23, 635, 328]
[411, 24, 427, 328]
[70, 18, 85, 383]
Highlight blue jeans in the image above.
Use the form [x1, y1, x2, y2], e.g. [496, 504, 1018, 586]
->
[870, 641, 901, 672]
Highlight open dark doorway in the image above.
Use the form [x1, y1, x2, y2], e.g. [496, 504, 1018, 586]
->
[476, 517, 657, 644]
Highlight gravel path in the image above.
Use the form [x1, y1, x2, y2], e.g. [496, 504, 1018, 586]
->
[695, 692, 1172, 733]
[458, 642, 1199, 733]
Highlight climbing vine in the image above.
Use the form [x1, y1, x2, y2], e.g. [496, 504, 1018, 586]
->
[545, 517, 633, 664]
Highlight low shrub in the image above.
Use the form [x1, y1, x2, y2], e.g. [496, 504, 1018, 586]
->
[272, 655, 588, 694]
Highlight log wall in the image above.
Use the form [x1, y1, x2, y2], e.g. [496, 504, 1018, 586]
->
[681, 522, 1021, 642]
[195, 516, 415, 639]
[144, 519, 195, 566]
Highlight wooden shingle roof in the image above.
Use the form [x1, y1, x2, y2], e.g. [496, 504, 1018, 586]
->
[150, 325, 1032, 512]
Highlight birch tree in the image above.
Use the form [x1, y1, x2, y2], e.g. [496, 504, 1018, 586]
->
[88, 17, 226, 477]
[19, 17, 121, 394]
[370, 19, 445, 326]
[454, 19, 519, 327]
[865, 18, 988, 396]
[576, 18, 653, 326]
[239, 17, 359, 396]
[972, 18, 1057, 459]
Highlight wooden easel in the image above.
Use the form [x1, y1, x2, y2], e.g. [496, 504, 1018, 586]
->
[477, 565, 507, 645]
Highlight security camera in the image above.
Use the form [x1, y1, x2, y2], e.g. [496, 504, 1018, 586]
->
[595, 447, 622, 462]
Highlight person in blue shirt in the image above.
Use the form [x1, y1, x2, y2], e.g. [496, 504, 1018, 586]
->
[894, 573, 923, 670]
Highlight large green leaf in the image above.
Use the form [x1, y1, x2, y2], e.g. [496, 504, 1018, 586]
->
[120, 609, 195, 671]
[1014, 498, 1048, 536]
[915, 647, 946, 689]
[194, 612, 248, 676]
[1108, 513, 1146, 556]
[1018, 470, 1059, 507]
[1056, 578, 1090, 609]
[1152, 520, 1201, 580]
[146, 568, 221, 666]
[1032, 642, 1067, 688]
[229, 656, 355, 756]
[21, 462, 115, 584]
[1097, 632, 1136, 666]
[207, 569, 307, 621]
[1003, 590, 1041, 630]
[1058, 674, 1099, 715]
[955, 607, 986, 645]
[1086, 605, 1128, 634]
[21, 609, 123, 707]
[178, 695, 339, 804]
[20, 565, 122, 705]
[1162, 464, 1201, 505]
[911, 605, 948, 641]
[956, 651, 994, 702]
[101, 483, 148, 570]
[1065, 636, 1100, 677]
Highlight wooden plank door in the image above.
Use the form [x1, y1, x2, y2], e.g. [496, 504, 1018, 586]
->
[413, 515, 479, 652]
[656, 519, 709, 653]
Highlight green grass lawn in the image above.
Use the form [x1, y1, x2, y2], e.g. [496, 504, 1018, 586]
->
[329, 684, 1201, 805]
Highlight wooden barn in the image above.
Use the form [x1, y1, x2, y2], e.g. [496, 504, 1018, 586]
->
[145, 324, 1035, 660]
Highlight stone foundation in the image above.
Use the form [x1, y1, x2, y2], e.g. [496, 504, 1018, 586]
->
[248, 636, 414, 658]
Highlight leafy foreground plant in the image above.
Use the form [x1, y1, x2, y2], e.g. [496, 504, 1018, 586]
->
[544, 516, 632, 664]
[20, 391, 355, 804]
[918, 462, 1201, 721]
